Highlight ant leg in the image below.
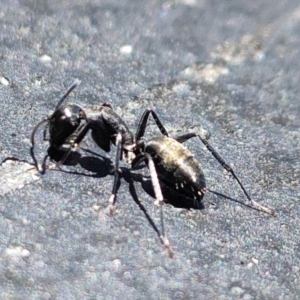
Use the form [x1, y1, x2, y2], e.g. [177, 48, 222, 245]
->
[145, 154, 164, 207]
[55, 146, 75, 168]
[31, 118, 48, 148]
[173, 132, 197, 144]
[136, 109, 169, 141]
[144, 153, 172, 253]
[41, 154, 49, 174]
[55, 121, 94, 168]
[128, 174, 173, 258]
[174, 132, 276, 217]
[108, 132, 123, 215]
[148, 110, 169, 136]
[30, 146, 40, 173]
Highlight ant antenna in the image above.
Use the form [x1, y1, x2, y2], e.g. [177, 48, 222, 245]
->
[54, 79, 81, 110]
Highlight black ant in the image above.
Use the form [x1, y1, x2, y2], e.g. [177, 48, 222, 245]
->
[31, 81, 276, 258]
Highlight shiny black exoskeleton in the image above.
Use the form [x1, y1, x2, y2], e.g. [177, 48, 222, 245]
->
[48, 103, 87, 149]
[137, 135, 206, 205]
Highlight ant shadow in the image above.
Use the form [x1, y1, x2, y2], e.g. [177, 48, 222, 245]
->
[41, 146, 255, 212]
[46, 146, 204, 210]
[1, 147, 258, 213]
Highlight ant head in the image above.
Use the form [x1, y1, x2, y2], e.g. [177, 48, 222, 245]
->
[31, 79, 81, 152]
[48, 104, 87, 148]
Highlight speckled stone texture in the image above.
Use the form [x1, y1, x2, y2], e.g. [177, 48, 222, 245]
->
[0, 0, 299, 299]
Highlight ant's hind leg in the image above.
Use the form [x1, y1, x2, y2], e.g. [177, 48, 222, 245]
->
[128, 173, 173, 258]
[174, 132, 276, 216]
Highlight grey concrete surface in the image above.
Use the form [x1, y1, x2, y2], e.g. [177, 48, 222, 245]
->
[0, 0, 300, 299]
